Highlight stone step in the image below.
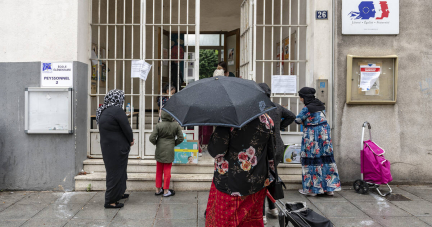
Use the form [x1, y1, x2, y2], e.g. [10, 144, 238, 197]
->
[82, 159, 303, 175]
[74, 173, 302, 191]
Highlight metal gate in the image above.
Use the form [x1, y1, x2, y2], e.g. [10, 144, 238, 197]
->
[241, 0, 309, 139]
[88, 0, 200, 159]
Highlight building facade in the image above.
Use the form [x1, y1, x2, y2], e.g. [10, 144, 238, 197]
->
[0, 0, 430, 191]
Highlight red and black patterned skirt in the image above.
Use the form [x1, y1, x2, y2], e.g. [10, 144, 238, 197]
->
[205, 182, 266, 227]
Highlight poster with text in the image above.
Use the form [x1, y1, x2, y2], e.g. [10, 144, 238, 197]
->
[342, 0, 399, 35]
[360, 64, 381, 91]
[271, 75, 297, 94]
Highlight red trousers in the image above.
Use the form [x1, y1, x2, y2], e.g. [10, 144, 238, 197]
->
[156, 162, 173, 189]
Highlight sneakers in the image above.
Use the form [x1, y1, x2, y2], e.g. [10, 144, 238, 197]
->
[326, 191, 334, 196]
[298, 189, 317, 197]
[268, 208, 279, 217]
[155, 189, 164, 196]
[163, 189, 175, 197]
[263, 216, 267, 225]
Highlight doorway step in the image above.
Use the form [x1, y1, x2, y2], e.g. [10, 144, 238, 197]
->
[75, 153, 302, 191]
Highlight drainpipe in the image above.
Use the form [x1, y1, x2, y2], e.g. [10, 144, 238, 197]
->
[331, 0, 335, 129]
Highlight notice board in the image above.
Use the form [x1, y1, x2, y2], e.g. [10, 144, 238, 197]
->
[25, 87, 73, 134]
[346, 55, 398, 104]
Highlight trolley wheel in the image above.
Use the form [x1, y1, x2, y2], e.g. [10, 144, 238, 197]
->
[353, 179, 369, 194]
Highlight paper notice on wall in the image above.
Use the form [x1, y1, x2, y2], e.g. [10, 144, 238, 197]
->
[271, 75, 297, 94]
[360, 65, 381, 91]
[131, 60, 152, 81]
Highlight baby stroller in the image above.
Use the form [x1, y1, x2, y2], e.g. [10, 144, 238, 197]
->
[353, 122, 392, 197]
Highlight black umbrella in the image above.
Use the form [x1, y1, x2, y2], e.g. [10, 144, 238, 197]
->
[162, 76, 276, 128]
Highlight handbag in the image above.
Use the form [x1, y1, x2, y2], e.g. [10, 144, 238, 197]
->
[268, 167, 286, 200]
[267, 129, 286, 200]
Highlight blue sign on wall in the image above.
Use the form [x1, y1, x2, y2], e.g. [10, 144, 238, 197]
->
[320, 82, 326, 88]
[316, 10, 328, 20]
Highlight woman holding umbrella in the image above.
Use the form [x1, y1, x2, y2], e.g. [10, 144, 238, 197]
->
[205, 114, 275, 226]
[161, 76, 277, 226]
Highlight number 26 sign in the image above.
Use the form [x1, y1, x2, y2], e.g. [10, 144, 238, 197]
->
[316, 10, 328, 20]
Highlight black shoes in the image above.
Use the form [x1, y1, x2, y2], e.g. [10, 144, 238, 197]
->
[121, 194, 130, 199]
[104, 203, 124, 209]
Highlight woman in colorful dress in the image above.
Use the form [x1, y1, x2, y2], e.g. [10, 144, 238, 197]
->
[295, 87, 341, 196]
[205, 114, 275, 227]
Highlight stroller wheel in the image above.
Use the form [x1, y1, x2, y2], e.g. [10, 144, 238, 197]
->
[353, 179, 369, 194]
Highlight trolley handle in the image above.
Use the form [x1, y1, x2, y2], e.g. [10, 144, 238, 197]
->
[362, 121, 371, 129]
[361, 121, 372, 146]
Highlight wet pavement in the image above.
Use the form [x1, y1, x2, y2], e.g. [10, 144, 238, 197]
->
[0, 186, 432, 227]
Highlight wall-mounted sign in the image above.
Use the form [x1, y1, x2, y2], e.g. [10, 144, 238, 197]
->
[41, 62, 73, 87]
[316, 10, 328, 20]
[342, 0, 399, 35]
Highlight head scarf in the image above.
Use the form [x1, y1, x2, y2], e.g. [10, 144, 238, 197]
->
[213, 69, 225, 77]
[298, 87, 325, 113]
[96, 89, 125, 124]
[258, 83, 271, 98]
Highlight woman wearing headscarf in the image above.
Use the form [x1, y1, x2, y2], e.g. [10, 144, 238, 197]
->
[295, 87, 341, 196]
[205, 114, 275, 227]
[212, 66, 225, 77]
[96, 89, 134, 208]
[258, 83, 295, 224]
[218, 61, 235, 77]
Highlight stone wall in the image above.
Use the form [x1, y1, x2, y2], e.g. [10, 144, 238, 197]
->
[334, 0, 432, 183]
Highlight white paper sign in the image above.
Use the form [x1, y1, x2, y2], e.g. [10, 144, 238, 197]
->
[271, 75, 297, 94]
[41, 62, 73, 87]
[342, 0, 399, 35]
[360, 65, 381, 91]
[131, 60, 152, 81]
[140, 61, 152, 81]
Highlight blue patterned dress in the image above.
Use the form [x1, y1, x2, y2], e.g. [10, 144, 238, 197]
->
[295, 107, 341, 194]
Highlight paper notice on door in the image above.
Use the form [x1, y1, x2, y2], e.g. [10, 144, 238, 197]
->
[271, 75, 297, 94]
[360, 65, 381, 91]
[131, 60, 152, 81]
[131, 60, 144, 78]
[139, 61, 152, 81]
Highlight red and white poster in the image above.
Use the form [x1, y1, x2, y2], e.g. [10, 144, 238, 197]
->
[360, 65, 381, 91]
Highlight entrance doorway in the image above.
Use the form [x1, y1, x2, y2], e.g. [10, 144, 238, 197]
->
[87, 0, 310, 159]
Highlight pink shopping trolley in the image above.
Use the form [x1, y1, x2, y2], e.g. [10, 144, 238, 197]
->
[353, 122, 393, 197]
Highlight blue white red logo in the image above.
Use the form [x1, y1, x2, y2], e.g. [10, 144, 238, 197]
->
[348, 1, 390, 20]
[42, 63, 52, 73]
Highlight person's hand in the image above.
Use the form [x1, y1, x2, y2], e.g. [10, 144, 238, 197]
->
[131, 139, 135, 146]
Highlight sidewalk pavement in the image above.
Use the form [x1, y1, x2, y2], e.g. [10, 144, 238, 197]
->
[1, 186, 432, 227]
